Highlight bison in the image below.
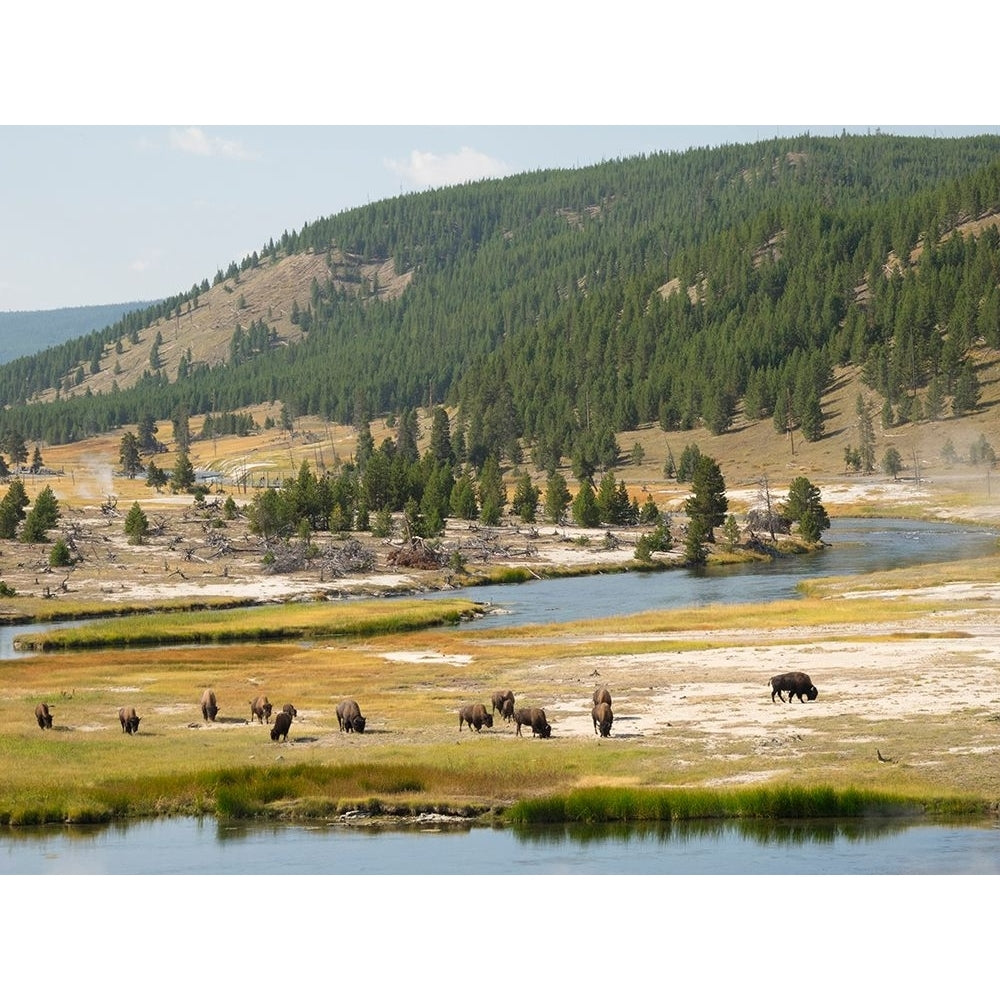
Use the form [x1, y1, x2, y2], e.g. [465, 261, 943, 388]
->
[337, 699, 366, 733]
[592, 701, 613, 737]
[459, 703, 494, 732]
[35, 703, 53, 729]
[119, 707, 141, 734]
[769, 671, 818, 704]
[499, 696, 515, 724]
[270, 711, 293, 742]
[593, 686, 612, 708]
[200, 688, 219, 722]
[514, 707, 551, 738]
[281, 703, 298, 718]
[491, 690, 514, 716]
[249, 695, 272, 724]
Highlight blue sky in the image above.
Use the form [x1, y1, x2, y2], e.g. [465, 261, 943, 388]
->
[4, 125, 998, 313]
[3, 4, 996, 312]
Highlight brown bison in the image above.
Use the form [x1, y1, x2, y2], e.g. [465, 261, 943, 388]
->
[593, 686, 612, 708]
[592, 701, 613, 737]
[270, 711, 293, 742]
[249, 695, 272, 724]
[336, 699, 366, 733]
[492, 690, 514, 716]
[499, 696, 515, 724]
[769, 671, 818, 704]
[514, 707, 551, 738]
[200, 688, 219, 722]
[281, 703, 297, 718]
[119, 707, 141, 734]
[459, 703, 494, 732]
[35, 703, 53, 729]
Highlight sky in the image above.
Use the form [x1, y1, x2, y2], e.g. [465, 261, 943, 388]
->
[3, 3, 997, 313]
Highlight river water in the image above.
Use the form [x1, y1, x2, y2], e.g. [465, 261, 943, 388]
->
[3, 517, 999, 876]
[3, 815, 999, 875]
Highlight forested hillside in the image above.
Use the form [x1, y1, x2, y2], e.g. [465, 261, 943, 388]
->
[0, 302, 155, 364]
[3, 131, 1000, 480]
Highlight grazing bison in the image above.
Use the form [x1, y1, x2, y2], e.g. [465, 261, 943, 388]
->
[281, 703, 297, 718]
[491, 690, 514, 716]
[499, 696, 515, 724]
[119, 707, 141, 734]
[769, 671, 818, 704]
[249, 695, 272, 724]
[459, 703, 494, 732]
[270, 711, 293, 742]
[200, 688, 219, 722]
[592, 701, 613, 737]
[593, 686, 612, 708]
[514, 707, 551, 738]
[35, 703, 53, 729]
[337, 699, 366, 733]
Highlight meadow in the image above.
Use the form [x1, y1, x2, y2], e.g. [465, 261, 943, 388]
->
[4, 549, 1000, 826]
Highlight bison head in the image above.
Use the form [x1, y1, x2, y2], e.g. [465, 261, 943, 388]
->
[807, 687, 818, 701]
[353, 716, 367, 733]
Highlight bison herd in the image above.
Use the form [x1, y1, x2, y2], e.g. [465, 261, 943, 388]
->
[28, 671, 820, 743]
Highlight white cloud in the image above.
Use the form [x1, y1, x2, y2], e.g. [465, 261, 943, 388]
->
[169, 127, 258, 161]
[385, 147, 513, 189]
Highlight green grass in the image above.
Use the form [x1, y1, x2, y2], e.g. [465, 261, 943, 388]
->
[13, 598, 481, 650]
[506, 785, 987, 824]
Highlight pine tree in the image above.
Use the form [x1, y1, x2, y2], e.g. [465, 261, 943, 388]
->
[171, 448, 196, 493]
[511, 472, 539, 523]
[781, 476, 830, 542]
[572, 479, 601, 528]
[543, 472, 571, 524]
[478, 455, 505, 526]
[119, 432, 142, 479]
[124, 502, 150, 544]
[20, 485, 60, 543]
[684, 455, 728, 543]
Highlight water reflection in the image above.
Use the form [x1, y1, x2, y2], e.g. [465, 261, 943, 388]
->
[4, 815, 999, 874]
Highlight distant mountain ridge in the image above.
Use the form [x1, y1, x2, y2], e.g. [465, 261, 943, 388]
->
[0, 302, 157, 364]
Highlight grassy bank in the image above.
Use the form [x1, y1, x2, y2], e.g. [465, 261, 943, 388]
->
[13, 598, 481, 650]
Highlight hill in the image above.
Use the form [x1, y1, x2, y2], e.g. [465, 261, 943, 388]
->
[0, 302, 156, 364]
[2, 132, 1000, 540]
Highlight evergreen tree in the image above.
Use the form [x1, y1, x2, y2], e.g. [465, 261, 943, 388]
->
[882, 447, 903, 479]
[3, 429, 27, 470]
[684, 454, 728, 542]
[20, 484, 59, 543]
[781, 476, 830, 542]
[119, 431, 142, 479]
[429, 407, 453, 465]
[855, 394, 876, 474]
[478, 455, 506, 526]
[510, 471, 539, 523]
[952, 362, 981, 416]
[124, 501, 150, 544]
[146, 461, 168, 492]
[449, 471, 478, 520]
[137, 414, 159, 453]
[572, 479, 601, 528]
[0, 478, 30, 538]
[171, 448, 196, 493]
[543, 471, 571, 524]
[30, 445, 43, 474]
[595, 471, 618, 524]
[49, 537, 73, 567]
